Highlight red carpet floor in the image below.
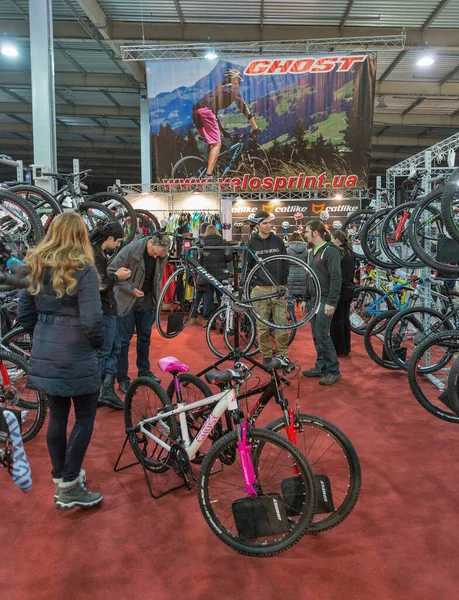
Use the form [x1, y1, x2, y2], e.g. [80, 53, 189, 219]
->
[2, 322, 459, 600]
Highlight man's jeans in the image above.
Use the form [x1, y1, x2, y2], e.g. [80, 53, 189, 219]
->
[97, 314, 121, 377]
[311, 302, 340, 375]
[116, 307, 155, 383]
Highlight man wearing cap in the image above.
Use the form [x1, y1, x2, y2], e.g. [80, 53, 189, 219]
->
[91, 223, 131, 409]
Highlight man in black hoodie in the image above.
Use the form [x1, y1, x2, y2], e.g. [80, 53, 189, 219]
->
[91, 222, 131, 409]
[248, 210, 292, 366]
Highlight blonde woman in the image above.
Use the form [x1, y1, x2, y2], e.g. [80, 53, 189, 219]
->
[18, 212, 105, 510]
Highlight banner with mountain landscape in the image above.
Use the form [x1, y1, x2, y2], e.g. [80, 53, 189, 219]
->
[146, 54, 376, 191]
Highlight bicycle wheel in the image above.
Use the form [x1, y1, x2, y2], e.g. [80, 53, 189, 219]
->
[0, 190, 45, 256]
[88, 191, 137, 244]
[172, 156, 206, 178]
[384, 307, 453, 371]
[198, 428, 316, 556]
[445, 355, 459, 415]
[360, 208, 399, 270]
[1, 325, 31, 360]
[265, 413, 361, 533]
[8, 184, 63, 229]
[135, 209, 160, 236]
[78, 201, 118, 234]
[166, 373, 222, 464]
[123, 376, 179, 473]
[243, 255, 320, 330]
[155, 266, 198, 339]
[206, 306, 257, 358]
[341, 209, 374, 261]
[407, 330, 459, 423]
[0, 349, 47, 442]
[440, 167, 459, 242]
[363, 310, 401, 370]
[350, 286, 393, 335]
[380, 201, 424, 268]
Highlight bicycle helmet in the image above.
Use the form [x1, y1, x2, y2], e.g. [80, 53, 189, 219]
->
[224, 69, 243, 84]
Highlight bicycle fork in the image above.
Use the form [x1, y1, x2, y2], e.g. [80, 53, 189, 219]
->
[236, 420, 258, 496]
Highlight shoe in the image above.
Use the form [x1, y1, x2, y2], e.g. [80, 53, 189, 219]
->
[55, 475, 103, 511]
[53, 469, 86, 502]
[98, 374, 124, 410]
[202, 319, 209, 327]
[118, 380, 131, 394]
[138, 371, 161, 384]
[319, 373, 341, 386]
[189, 317, 198, 325]
[302, 367, 322, 377]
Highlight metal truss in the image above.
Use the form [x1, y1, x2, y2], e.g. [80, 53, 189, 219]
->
[121, 34, 405, 62]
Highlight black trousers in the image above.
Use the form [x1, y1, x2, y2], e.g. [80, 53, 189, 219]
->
[330, 298, 352, 356]
[46, 392, 99, 482]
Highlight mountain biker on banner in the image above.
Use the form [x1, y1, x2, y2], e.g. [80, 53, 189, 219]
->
[192, 69, 261, 178]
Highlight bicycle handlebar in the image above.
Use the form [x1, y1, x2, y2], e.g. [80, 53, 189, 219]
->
[42, 169, 93, 180]
[0, 155, 21, 168]
[0, 271, 30, 289]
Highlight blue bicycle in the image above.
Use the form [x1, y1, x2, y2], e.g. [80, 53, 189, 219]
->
[171, 131, 271, 179]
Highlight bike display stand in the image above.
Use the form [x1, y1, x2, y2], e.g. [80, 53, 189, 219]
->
[113, 432, 189, 500]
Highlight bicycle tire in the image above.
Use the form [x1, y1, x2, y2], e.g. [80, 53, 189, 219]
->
[172, 156, 206, 178]
[408, 189, 459, 273]
[197, 428, 316, 556]
[379, 201, 424, 268]
[155, 266, 198, 339]
[8, 184, 63, 218]
[440, 167, 459, 242]
[384, 306, 453, 371]
[206, 306, 257, 358]
[350, 286, 394, 335]
[78, 201, 118, 234]
[243, 255, 320, 330]
[88, 191, 137, 243]
[123, 376, 179, 473]
[0, 349, 47, 442]
[363, 310, 401, 370]
[1, 325, 31, 359]
[360, 208, 399, 270]
[341, 209, 375, 261]
[407, 330, 459, 423]
[265, 413, 361, 534]
[135, 209, 160, 233]
[0, 190, 45, 251]
[446, 355, 459, 415]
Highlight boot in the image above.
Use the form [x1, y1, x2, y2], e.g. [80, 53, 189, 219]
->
[55, 475, 103, 511]
[98, 374, 124, 410]
[53, 469, 86, 502]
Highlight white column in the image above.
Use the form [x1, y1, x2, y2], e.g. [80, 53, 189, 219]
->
[140, 91, 151, 191]
[29, 0, 57, 193]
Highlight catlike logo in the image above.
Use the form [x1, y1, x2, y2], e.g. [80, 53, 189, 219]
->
[262, 203, 275, 214]
[312, 202, 326, 215]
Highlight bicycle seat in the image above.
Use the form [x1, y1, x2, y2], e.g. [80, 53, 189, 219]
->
[205, 369, 237, 386]
[265, 356, 296, 373]
[158, 356, 189, 373]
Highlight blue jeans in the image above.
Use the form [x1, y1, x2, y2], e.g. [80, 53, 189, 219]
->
[116, 307, 155, 383]
[97, 314, 121, 377]
[46, 392, 99, 482]
[203, 286, 222, 318]
[191, 289, 205, 318]
[311, 302, 340, 375]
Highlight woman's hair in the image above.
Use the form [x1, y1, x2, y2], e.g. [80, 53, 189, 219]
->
[205, 224, 221, 236]
[200, 222, 209, 235]
[290, 231, 304, 242]
[26, 212, 96, 298]
[306, 220, 331, 242]
[331, 229, 352, 255]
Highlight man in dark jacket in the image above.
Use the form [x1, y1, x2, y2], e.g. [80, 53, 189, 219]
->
[91, 222, 131, 409]
[108, 234, 170, 393]
[302, 220, 342, 385]
[248, 210, 292, 366]
[200, 224, 232, 326]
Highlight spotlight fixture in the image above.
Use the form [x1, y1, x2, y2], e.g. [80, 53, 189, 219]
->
[335, 193, 343, 200]
[417, 52, 435, 67]
[1, 43, 18, 58]
[377, 96, 388, 109]
[204, 50, 218, 60]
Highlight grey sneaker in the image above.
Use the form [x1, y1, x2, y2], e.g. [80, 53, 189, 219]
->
[55, 475, 102, 511]
[319, 373, 341, 386]
[53, 469, 86, 502]
[302, 367, 322, 377]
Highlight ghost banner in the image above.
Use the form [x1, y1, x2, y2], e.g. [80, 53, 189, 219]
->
[147, 54, 376, 190]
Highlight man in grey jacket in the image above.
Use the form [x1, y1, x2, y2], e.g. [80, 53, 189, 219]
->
[108, 234, 170, 393]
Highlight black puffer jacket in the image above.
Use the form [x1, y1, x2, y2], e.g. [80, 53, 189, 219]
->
[93, 242, 118, 315]
[287, 241, 308, 298]
[17, 265, 104, 397]
[201, 234, 231, 282]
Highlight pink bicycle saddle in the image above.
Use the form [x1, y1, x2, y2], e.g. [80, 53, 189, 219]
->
[158, 357, 190, 373]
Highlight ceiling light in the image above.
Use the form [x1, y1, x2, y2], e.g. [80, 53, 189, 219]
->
[335, 193, 343, 200]
[377, 96, 388, 109]
[204, 51, 218, 60]
[417, 54, 435, 67]
[1, 43, 18, 58]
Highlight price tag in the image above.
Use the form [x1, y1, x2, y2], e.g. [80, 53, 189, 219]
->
[350, 312, 365, 327]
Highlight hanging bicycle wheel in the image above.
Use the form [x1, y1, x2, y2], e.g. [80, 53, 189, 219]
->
[363, 310, 401, 370]
[123, 377, 179, 473]
[265, 413, 361, 534]
[0, 349, 47, 442]
[197, 428, 316, 556]
[88, 191, 137, 244]
[78, 201, 118, 234]
[8, 184, 63, 230]
[155, 266, 198, 339]
[135, 209, 160, 236]
[379, 201, 424, 268]
[407, 330, 459, 423]
[171, 155, 206, 178]
[341, 209, 374, 261]
[384, 307, 453, 371]
[440, 167, 459, 242]
[360, 208, 399, 270]
[0, 190, 45, 257]
[243, 255, 320, 330]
